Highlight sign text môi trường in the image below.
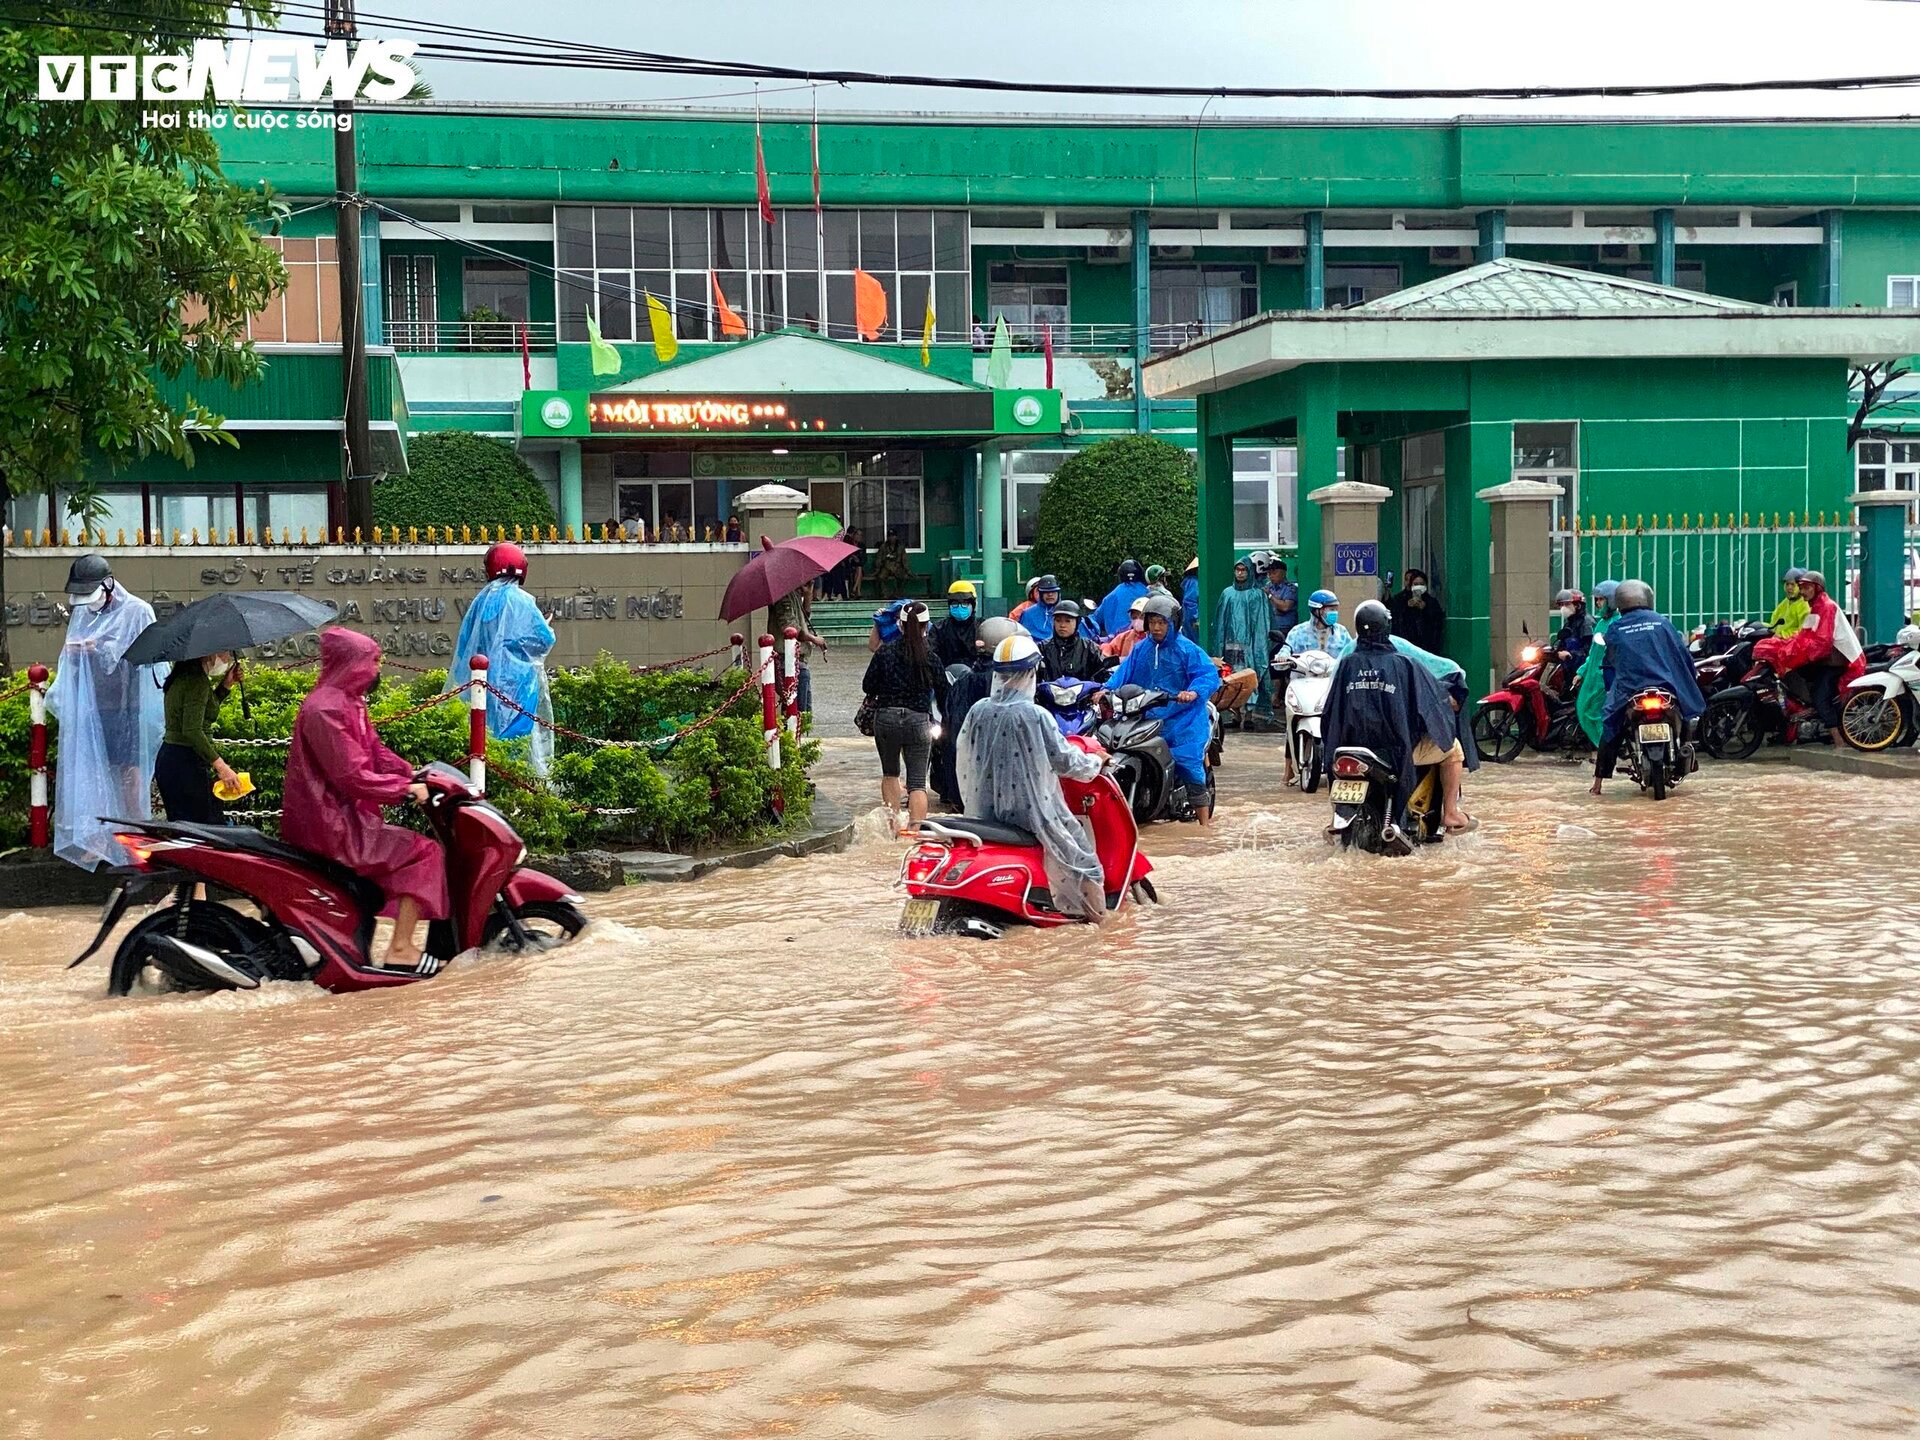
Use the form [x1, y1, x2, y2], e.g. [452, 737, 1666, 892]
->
[585, 391, 997, 436]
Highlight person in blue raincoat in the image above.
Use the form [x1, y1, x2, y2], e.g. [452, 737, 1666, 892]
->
[1180, 559, 1201, 643]
[1111, 593, 1222, 824]
[447, 542, 557, 776]
[1018, 575, 1064, 640]
[1090, 559, 1148, 637]
[1589, 580, 1705, 796]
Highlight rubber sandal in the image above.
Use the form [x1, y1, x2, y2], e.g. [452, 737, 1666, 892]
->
[1443, 817, 1480, 834]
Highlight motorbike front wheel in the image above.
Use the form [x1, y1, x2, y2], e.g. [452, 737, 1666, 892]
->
[1472, 703, 1526, 764]
[1840, 690, 1911, 752]
[1703, 696, 1764, 760]
[1296, 734, 1321, 793]
[482, 899, 589, 951]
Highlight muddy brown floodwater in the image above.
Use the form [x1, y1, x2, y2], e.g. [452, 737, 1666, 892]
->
[4, 738, 1920, 1438]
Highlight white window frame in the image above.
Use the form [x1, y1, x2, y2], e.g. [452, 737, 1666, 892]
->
[987, 262, 1071, 334]
[1889, 276, 1920, 307]
[1004, 449, 1071, 551]
[1324, 262, 1402, 309]
[1230, 445, 1299, 549]
[1856, 436, 1920, 523]
[847, 472, 927, 553]
[1772, 281, 1797, 308]
[1515, 420, 1580, 590]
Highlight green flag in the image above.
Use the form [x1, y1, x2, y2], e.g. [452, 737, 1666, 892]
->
[585, 307, 622, 376]
[987, 314, 1013, 389]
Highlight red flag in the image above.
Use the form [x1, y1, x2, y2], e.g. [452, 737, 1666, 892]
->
[519, 321, 531, 390]
[711, 271, 747, 337]
[755, 115, 776, 226]
[1042, 323, 1054, 389]
[810, 92, 822, 211]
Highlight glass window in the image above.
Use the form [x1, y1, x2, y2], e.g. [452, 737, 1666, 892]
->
[157, 488, 238, 543]
[670, 209, 707, 269]
[900, 274, 931, 345]
[396, 201, 460, 223]
[1231, 447, 1277, 547]
[898, 211, 933, 271]
[1324, 264, 1401, 308]
[385, 253, 437, 349]
[5, 489, 53, 539]
[1623, 263, 1706, 292]
[1005, 449, 1072, 549]
[934, 211, 967, 271]
[245, 489, 329, 540]
[556, 207, 593, 269]
[633, 208, 672, 269]
[672, 272, 708, 340]
[1513, 422, 1576, 471]
[859, 210, 896, 271]
[557, 271, 594, 341]
[1890, 277, 1920, 307]
[783, 209, 817, 274]
[710, 208, 746, 271]
[1149, 264, 1257, 345]
[470, 204, 547, 224]
[462, 259, 529, 321]
[1773, 282, 1797, 307]
[68, 487, 145, 542]
[823, 210, 858, 270]
[825, 272, 855, 342]
[595, 275, 633, 340]
[593, 207, 632, 270]
[988, 263, 1070, 339]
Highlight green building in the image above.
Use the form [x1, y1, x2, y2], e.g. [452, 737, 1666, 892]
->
[21, 107, 1920, 638]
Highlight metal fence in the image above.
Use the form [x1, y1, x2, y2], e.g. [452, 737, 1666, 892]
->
[1563, 513, 1862, 634]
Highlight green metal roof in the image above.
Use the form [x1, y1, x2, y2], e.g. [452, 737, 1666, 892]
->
[1354, 258, 1772, 316]
[599, 330, 982, 395]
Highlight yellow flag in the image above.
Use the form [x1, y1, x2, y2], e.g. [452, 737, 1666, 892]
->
[584, 307, 621, 376]
[645, 292, 679, 363]
[920, 285, 935, 367]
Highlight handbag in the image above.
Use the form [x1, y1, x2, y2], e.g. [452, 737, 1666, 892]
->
[854, 695, 877, 737]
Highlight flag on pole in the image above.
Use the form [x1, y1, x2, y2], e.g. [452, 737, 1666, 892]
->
[519, 320, 532, 389]
[1042, 322, 1054, 389]
[754, 100, 776, 227]
[644, 292, 679, 363]
[810, 90, 822, 211]
[987, 314, 1013, 388]
[852, 269, 888, 342]
[585, 306, 621, 376]
[711, 271, 747, 338]
[920, 285, 936, 367]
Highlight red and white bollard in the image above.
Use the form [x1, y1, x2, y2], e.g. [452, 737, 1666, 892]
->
[757, 631, 781, 770]
[782, 625, 800, 738]
[730, 632, 745, 670]
[27, 664, 50, 850]
[467, 652, 489, 792]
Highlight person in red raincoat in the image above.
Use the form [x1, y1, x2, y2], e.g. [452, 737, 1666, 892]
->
[1752, 568, 1865, 733]
[282, 629, 449, 968]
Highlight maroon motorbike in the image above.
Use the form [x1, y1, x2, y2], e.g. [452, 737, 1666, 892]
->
[71, 763, 586, 996]
[1471, 642, 1587, 762]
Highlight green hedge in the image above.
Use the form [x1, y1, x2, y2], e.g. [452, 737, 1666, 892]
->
[1029, 435, 1198, 603]
[375, 431, 557, 532]
[0, 656, 815, 857]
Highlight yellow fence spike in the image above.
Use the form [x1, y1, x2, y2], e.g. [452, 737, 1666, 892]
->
[352, 527, 362, 544]
[372, 524, 383, 544]
[114, 528, 124, 546]
[244, 528, 254, 545]
[40, 529, 51, 547]
[408, 525, 419, 544]
[300, 527, 310, 545]
[513, 523, 522, 542]
[20, 528, 32, 549]
[188, 528, 198, 545]
[547, 524, 558, 543]
[565, 524, 576, 542]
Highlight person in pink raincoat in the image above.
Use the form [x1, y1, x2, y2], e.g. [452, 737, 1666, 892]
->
[282, 629, 448, 968]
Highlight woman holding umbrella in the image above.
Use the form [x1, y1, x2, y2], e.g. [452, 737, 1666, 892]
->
[156, 651, 243, 823]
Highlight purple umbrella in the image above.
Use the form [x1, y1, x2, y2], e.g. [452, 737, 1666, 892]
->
[719, 534, 856, 621]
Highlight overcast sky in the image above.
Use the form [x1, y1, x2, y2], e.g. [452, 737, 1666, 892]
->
[305, 0, 1920, 120]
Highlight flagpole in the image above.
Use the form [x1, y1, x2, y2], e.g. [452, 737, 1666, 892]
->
[813, 88, 826, 337]
[749, 87, 758, 338]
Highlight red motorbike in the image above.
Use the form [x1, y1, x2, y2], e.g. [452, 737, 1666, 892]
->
[897, 735, 1158, 939]
[71, 763, 586, 996]
[1472, 642, 1587, 762]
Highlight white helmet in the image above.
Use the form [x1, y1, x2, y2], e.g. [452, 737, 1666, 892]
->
[991, 633, 1042, 673]
[1898, 623, 1920, 650]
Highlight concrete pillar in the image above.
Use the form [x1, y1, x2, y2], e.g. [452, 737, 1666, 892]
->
[1653, 208, 1676, 287]
[1131, 208, 1152, 433]
[1195, 397, 1235, 643]
[1476, 210, 1506, 263]
[1304, 212, 1325, 310]
[978, 445, 1005, 611]
[1819, 210, 1843, 306]
[1294, 381, 1339, 594]
[1307, 480, 1392, 622]
[558, 441, 583, 536]
[735, 482, 809, 642]
[1477, 479, 1563, 695]
[1853, 489, 1912, 643]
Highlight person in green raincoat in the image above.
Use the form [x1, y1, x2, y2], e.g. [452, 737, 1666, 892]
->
[1575, 579, 1620, 746]
[1215, 558, 1273, 711]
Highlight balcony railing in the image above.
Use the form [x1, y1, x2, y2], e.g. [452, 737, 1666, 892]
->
[974, 319, 1249, 355]
[385, 319, 557, 353]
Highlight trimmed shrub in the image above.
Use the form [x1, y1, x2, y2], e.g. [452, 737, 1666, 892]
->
[1028, 436, 1197, 603]
[374, 430, 557, 532]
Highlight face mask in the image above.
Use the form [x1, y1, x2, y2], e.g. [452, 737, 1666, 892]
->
[208, 658, 232, 678]
[1554, 607, 1571, 620]
[1324, 611, 1340, 626]
[950, 605, 973, 621]
[1130, 617, 1145, 633]
[72, 586, 105, 610]
[1410, 584, 1427, 597]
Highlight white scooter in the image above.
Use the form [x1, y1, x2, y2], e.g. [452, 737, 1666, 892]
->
[1839, 625, 1920, 752]
[1272, 649, 1337, 792]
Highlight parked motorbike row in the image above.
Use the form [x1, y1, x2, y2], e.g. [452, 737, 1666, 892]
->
[1693, 621, 1920, 760]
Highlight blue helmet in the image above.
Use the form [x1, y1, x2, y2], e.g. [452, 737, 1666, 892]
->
[1308, 588, 1338, 610]
[1594, 579, 1621, 605]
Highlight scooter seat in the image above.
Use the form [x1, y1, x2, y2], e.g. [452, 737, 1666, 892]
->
[149, 820, 386, 916]
[930, 815, 1042, 848]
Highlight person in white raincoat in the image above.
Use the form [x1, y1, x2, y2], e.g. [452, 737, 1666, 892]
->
[44, 554, 163, 869]
[446, 542, 556, 776]
[955, 632, 1109, 922]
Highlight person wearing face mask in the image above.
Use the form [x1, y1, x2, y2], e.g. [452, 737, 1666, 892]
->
[1388, 568, 1447, 653]
[1103, 595, 1150, 661]
[1549, 588, 1593, 694]
[44, 554, 164, 870]
[930, 580, 979, 668]
[1018, 575, 1064, 641]
[282, 630, 445, 971]
[156, 650, 243, 824]
[1575, 579, 1621, 747]
[1284, 589, 1355, 660]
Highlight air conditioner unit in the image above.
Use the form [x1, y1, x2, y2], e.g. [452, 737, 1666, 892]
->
[1597, 243, 1642, 264]
[1266, 245, 1305, 265]
[1086, 245, 1127, 265]
[1153, 244, 1194, 261]
[1428, 245, 1472, 266]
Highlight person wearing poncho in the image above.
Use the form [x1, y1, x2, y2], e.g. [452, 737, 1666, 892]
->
[1575, 579, 1621, 747]
[447, 542, 556, 776]
[1091, 559, 1148, 637]
[1214, 558, 1273, 710]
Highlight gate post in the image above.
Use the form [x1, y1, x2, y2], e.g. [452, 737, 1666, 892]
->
[466, 653, 490, 792]
[1307, 480, 1392, 623]
[1852, 490, 1911, 644]
[1478, 479, 1564, 695]
[27, 664, 50, 849]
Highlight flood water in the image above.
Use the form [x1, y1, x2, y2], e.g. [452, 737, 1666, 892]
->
[5, 739, 1920, 1438]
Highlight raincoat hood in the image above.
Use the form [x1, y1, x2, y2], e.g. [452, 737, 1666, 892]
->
[320, 627, 382, 697]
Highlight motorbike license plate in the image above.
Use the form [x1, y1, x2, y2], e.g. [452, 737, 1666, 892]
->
[1330, 779, 1370, 805]
[899, 898, 941, 937]
[1637, 723, 1673, 742]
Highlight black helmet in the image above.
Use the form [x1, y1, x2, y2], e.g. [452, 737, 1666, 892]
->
[1354, 598, 1392, 643]
[1117, 558, 1143, 582]
[1141, 593, 1181, 626]
[1614, 579, 1655, 613]
[1053, 598, 1082, 620]
[1034, 573, 1060, 595]
[65, 553, 112, 597]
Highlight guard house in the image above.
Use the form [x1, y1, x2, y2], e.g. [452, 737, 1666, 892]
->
[1145, 259, 1920, 684]
[518, 330, 1061, 573]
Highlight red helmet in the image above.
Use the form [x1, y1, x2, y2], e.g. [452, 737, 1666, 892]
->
[484, 541, 528, 582]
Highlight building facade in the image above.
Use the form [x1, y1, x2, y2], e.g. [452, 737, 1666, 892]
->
[16, 107, 1920, 620]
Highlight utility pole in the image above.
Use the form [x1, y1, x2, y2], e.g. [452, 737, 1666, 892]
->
[327, 0, 375, 538]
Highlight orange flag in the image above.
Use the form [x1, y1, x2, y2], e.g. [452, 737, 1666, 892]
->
[711, 271, 747, 337]
[852, 269, 888, 342]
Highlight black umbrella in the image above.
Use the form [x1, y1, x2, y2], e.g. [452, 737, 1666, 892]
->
[123, 591, 339, 666]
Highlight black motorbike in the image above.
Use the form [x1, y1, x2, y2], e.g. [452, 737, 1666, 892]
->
[1327, 746, 1442, 856]
[1620, 687, 1696, 800]
[1091, 683, 1219, 823]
